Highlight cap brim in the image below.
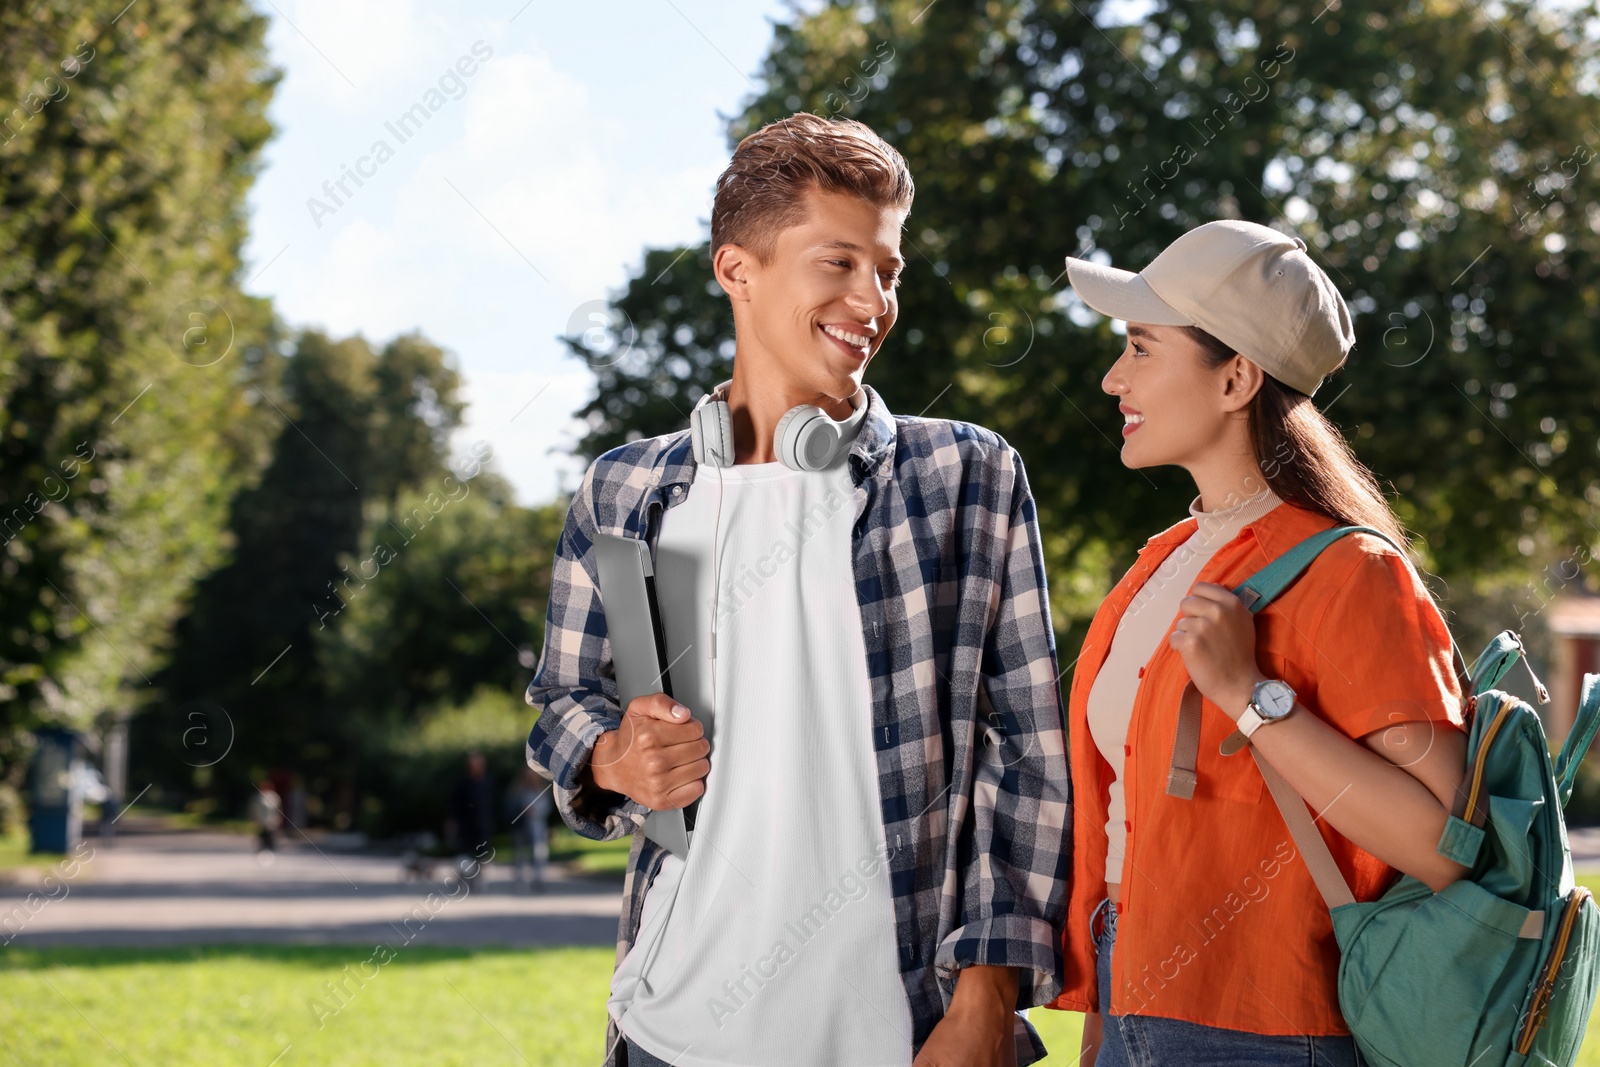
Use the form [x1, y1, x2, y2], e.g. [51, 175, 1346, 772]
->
[1064, 257, 1192, 327]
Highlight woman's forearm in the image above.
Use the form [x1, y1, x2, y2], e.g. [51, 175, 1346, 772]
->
[1242, 704, 1469, 891]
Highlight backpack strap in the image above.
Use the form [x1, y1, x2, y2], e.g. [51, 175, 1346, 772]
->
[1555, 673, 1600, 808]
[1166, 524, 1471, 799]
[1167, 526, 1386, 799]
[1250, 747, 1356, 909]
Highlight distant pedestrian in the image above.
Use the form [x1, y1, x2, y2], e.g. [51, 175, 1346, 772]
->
[448, 751, 494, 892]
[507, 766, 552, 893]
[250, 779, 282, 853]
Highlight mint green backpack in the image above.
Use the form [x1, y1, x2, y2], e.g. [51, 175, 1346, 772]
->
[1165, 525, 1600, 1066]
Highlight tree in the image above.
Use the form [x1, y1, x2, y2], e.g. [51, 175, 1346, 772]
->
[142, 329, 469, 824]
[315, 473, 564, 733]
[569, 0, 1600, 637]
[0, 0, 282, 798]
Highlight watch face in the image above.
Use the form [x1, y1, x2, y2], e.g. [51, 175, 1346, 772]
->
[1255, 680, 1296, 719]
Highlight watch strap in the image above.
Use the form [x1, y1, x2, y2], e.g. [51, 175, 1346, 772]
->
[1237, 704, 1267, 738]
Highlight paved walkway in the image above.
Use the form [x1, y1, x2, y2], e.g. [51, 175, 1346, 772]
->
[7, 821, 1599, 951]
[0, 823, 623, 949]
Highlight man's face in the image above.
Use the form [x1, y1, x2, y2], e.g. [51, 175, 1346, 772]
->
[733, 187, 905, 401]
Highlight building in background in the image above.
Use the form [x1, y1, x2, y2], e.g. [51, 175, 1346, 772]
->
[1548, 594, 1600, 748]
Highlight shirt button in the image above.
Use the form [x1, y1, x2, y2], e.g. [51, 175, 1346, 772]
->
[1124, 820, 1133, 832]
[1137, 666, 1146, 678]
[1123, 744, 1132, 756]
[672, 486, 683, 495]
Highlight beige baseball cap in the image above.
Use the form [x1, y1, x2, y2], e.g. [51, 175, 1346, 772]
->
[1064, 220, 1354, 396]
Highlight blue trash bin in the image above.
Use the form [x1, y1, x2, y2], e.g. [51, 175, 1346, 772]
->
[28, 727, 83, 854]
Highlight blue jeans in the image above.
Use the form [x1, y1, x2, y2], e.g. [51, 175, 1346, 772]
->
[624, 1036, 688, 1066]
[1092, 899, 1364, 1067]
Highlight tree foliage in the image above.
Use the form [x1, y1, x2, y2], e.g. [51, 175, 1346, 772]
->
[572, 0, 1600, 633]
[0, 0, 282, 768]
[143, 329, 470, 822]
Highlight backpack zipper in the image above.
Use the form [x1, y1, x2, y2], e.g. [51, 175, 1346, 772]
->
[1463, 702, 1515, 826]
[1516, 885, 1594, 1054]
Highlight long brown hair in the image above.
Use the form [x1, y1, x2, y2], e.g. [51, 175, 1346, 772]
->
[1186, 326, 1411, 553]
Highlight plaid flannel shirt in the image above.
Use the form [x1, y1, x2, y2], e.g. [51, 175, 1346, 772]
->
[524, 383, 1071, 1066]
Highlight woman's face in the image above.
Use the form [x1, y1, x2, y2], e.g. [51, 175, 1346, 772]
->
[1100, 323, 1242, 471]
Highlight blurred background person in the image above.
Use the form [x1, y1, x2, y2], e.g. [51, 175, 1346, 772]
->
[507, 765, 552, 894]
[249, 778, 282, 854]
[447, 750, 495, 892]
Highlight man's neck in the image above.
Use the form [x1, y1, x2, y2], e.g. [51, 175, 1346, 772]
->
[722, 364, 858, 465]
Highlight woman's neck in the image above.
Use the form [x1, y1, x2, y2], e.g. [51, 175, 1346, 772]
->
[1186, 450, 1273, 514]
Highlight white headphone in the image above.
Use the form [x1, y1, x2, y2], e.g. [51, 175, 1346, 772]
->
[690, 379, 867, 472]
[686, 379, 867, 670]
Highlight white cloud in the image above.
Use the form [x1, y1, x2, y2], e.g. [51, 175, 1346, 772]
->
[246, 1, 780, 505]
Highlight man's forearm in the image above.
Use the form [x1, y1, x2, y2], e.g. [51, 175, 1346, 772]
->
[949, 963, 1020, 1015]
[575, 727, 629, 807]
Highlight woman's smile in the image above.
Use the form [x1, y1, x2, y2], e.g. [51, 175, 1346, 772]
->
[1120, 403, 1144, 437]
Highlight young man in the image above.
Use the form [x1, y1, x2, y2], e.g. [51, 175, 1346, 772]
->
[525, 114, 1070, 1067]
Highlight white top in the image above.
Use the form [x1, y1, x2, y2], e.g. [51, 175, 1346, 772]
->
[607, 437, 913, 1065]
[1086, 484, 1283, 884]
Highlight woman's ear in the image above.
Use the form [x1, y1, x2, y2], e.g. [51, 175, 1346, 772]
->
[713, 243, 754, 302]
[1220, 354, 1266, 412]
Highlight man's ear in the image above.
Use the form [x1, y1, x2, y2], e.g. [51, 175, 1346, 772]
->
[713, 243, 756, 302]
[1221, 354, 1266, 412]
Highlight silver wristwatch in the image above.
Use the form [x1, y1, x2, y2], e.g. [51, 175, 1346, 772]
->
[1237, 679, 1297, 738]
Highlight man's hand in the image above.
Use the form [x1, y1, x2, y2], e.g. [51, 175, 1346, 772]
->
[582, 692, 710, 810]
[913, 965, 1020, 1067]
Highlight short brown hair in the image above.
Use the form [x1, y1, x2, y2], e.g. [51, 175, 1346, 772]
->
[711, 114, 914, 262]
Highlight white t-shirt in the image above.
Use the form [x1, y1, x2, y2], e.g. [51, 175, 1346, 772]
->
[607, 448, 913, 1066]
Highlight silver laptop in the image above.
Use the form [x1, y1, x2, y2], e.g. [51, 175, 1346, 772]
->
[591, 533, 703, 858]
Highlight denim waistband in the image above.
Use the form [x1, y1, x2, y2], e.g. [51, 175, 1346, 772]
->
[1090, 895, 1119, 948]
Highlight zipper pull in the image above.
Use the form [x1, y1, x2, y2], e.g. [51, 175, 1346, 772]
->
[1519, 649, 1550, 704]
[1510, 633, 1551, 704]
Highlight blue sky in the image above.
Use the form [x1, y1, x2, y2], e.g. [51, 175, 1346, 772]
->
[242, 1, 788, 504]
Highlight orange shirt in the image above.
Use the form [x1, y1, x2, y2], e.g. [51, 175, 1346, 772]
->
[1048, 501, 1465, 1034]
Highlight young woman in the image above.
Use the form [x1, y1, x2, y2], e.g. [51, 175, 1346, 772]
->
[1046, 220, 1470, 1066]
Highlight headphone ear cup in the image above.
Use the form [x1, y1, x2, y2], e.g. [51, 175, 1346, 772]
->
[775, 405, 840, 472]
[692, 401, 734, 467]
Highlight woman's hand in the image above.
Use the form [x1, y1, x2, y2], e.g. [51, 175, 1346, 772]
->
[1080, 1010, 1104, 1064]
[1169, 582, 1268, 719]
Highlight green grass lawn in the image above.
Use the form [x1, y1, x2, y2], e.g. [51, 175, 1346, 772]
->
[549, 826, 632, 876]
[0, 825, 47, 872]
[0, 944, 615, 1066]
[2, 879, 1597, 1065]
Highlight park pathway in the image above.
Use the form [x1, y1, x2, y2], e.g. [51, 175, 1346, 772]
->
[0, 819, 622, 949]
[7, 820, 1600, 950]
